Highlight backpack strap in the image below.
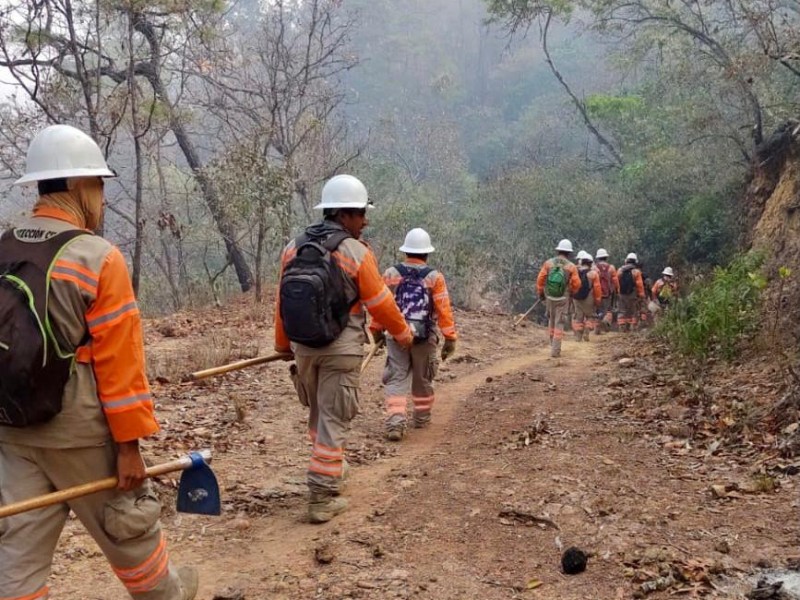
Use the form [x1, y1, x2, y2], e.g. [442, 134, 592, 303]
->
[321, 230, 351, 252]
[396, 264, 433, 280]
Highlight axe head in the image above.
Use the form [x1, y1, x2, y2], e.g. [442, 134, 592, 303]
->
[176, 452, 221, 515]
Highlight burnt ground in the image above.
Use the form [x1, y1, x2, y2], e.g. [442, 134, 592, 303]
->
[43, 296, 800, 599]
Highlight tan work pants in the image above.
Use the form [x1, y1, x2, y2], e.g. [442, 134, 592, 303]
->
[618, 294, 639, 331]
[545, 297, 569, 357]
[599, 296, 614, 331]
[382, 337, 438, 431]
[0, 442, 183, 600]
[571, 296, 598, 340]
[292, 354, 361, 496]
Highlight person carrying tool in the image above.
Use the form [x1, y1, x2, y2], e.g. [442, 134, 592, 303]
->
[571, 251, 602, 341]
[275, 174, 413, 524]
[537, 239, 581, 358]
[651, 267, 678, 313]
[0, 125, 197, 600]
[594, 248, 619, 334]
[617, 253, 646, 332]
[637, 259, 653, 329]
[369, 228, 458, 441]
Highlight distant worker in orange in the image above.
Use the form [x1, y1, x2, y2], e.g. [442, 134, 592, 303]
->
[616, 253, 646, 332]
[651, 267, 678, 313]
[594, 248, 619, 334]
[537, 239, 581, 357]
[571, 251, 602, 341]
[371, 228, 458, 441]
[275, 174, 413, 523]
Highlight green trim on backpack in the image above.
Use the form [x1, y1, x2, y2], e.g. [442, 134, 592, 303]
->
[2, 274, 48, 367]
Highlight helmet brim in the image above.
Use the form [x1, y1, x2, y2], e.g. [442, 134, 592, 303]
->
[399, 245, 435, 253]
[15, 167, 117, 186]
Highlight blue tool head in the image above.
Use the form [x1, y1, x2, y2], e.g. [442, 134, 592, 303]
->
[176, 452, 221, 516]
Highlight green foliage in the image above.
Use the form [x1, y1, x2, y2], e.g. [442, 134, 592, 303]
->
[657, 253, 767, 360]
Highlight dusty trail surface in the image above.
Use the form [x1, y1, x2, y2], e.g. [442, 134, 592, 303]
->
[50, 299, 798, 599]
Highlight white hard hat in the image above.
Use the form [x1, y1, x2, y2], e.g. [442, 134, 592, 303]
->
[576, 250, 587, 260]
[314, 174, 372, 210]
[596, 248, 609, 259]
[626, 252, 638, 262]
[662, 267, 674, 277]
[15, 124, 115, 185]
[399, 228, 435, 254]
[584, 252, 594, 263]
[556, 239, 574, 253]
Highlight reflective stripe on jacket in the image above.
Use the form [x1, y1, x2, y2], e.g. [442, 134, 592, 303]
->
[536, 257, 581, 299]
[0, 206, 158, 447]
[372, 258, 458, 340]
[274, 221, 413, 355]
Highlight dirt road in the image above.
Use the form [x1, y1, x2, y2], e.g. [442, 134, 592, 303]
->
[50, 307, 800, 598]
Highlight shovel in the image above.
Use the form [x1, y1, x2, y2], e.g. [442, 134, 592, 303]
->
[0, 449, 221, 520]
[183, 352, 292, 382]
[512, 299, 542, 328]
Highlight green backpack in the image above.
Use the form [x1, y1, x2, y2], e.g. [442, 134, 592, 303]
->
[545, 260, 568, 298]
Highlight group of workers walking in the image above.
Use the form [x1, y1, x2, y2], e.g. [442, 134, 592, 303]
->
[537, 239, 678, 358]
[0, 125, 458, 598]
[0, 124, 680, 598]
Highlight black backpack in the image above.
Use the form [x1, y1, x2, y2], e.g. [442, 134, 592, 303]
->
[573, 269, 592, 300]
[279, 229, 355, 348]
[0, 229, 88, 427]
[619, 265, 636, 295]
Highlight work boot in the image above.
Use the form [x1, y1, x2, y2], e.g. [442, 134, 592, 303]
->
[308, 493, 349, 523]
[386, 428, 404, 441]
[583, 330, 591, 342]
[413, 411, 431, 429]
[385, 415, 406, 441]
[178, 566, 199, 600]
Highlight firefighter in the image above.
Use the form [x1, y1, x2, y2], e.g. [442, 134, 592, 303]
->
[275, 174, 413, 523]
[0, 125, 198, 599]
[370, 228, 458, 441]
[571, 252, 602, 341]
[652, 267, 678, 311]
[537, 239, 581, 358]
[617, 253, 646, 332]
[594, 248, 619, 334]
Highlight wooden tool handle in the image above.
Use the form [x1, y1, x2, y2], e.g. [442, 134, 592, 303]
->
[0, 449, 212, 520]
[184, 353, 291, 381]
[360, 339, 386, 374]
[513, 299, 541, 328]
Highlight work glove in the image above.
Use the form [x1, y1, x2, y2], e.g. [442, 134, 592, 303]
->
[441, 338, 457, 362]
[371, 329, 386, 346]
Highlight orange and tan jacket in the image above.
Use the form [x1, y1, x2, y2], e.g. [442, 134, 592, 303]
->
[577, 266, 603, 305]
[618, 264, 646, 299]
[275, 222, 413, 356]
[0, 207, 159, 448]
[537, 257, 581, 299]
[370, 258, 458, 340]
[596, 261, 619, 297]
[652, 278, 678, 302]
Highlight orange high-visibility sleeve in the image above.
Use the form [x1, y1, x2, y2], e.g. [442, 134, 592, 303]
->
[590, 271, 602, 304]
[634, 269, 645, 298]
[86, 247, 158, 442]
[566, 263, 581, 295]
[536, 262, 550, 296]
[611, 265, 620, 294]
[432, 273, 457, 340]
[652, 280, 664, 299]
[273, 246, 295, 353]
[358, 251, 413, 345]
